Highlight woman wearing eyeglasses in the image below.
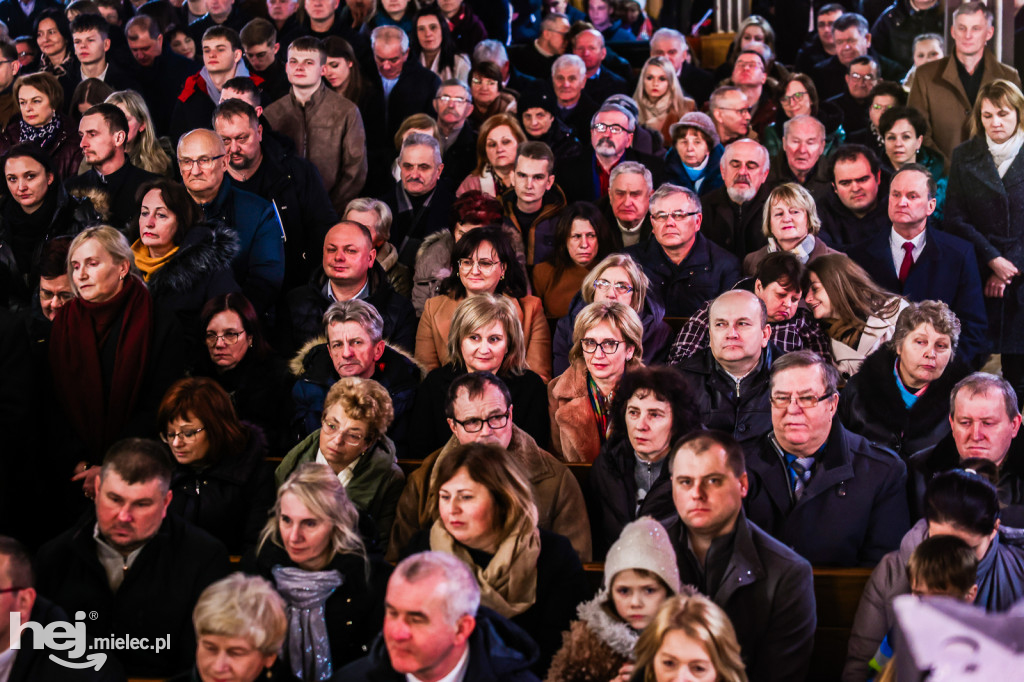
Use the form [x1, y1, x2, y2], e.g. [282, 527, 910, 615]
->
[761, 73, 845, 159]
[416, 226, 552, 380]
[275, 376, 404, 546]
[549, 301, 644, 463]
[468, 62, 517, 128]
[552, 253, 671, 376]
[158, 377, 275, 553]
[532, 202, 616, 317]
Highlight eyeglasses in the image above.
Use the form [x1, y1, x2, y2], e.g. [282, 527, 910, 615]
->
[0, 586, 26, 595]
[848, 72, 878, 82]
[592, 122, 633, 135]
[451, 410, 510, 432]
[458, 258, 500, 273]
[734, 60, 763, 71]
[651, 210, 700, 223]
[205, 330, 245, 346]
[768, 392, 834, 409]
[178, 154, 225, 171]
[321, 419, 367, 445]
[40, 289, 75, 303]
[160, 427, 205, 444]
[471, 76, 498, 87]
[581, 338, 622, 354]
[593, 278, 633, 295]
[717, 106, 752, 116]
[780, 91, 808, 105]
[436, 94, 469, 105]
[871, 103, 894, 111]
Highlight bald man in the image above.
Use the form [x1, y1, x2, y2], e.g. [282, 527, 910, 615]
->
[674, 290, 776, 454]
[178, 128, 285, 311]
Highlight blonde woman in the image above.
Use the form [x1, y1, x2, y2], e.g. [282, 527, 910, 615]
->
[633, 56, 695, 144]
[106, 90, 172, 176]
[743, 182, 840, 275]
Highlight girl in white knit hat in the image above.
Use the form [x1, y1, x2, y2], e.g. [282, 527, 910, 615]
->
[546, 516, 682, 682]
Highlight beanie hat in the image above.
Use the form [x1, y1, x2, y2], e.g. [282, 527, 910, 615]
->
[603, 517, 682, 594]
[519, 89, 558, 116]
[669, 111, 721, 148]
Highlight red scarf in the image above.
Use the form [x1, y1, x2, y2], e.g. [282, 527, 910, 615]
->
[50, 275, 153, 460]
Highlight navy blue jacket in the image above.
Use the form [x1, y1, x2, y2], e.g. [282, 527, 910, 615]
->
[846, 225, 988, 365]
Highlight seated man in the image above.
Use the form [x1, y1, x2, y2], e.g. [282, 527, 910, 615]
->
[701, 139, 776, 259]
[70, 13, 139, 92]
[239, 18, 288, 102]
[818, 144, 891, 249]
[574, 28, 628, 105]
[765, 115, 830, 197]
[500, 141, 566, 266]
[549, 54, 598, 147]
[34, 439, 230, 678]
[746, 350, 910, 566]
[674, 290, 775, 454]
[177, 128, 285, 312]
[600, 161, 653, 248]
[708, 85, 752, 147]
[264, 36, 367, 215]
[665, 430, 816, 682]
[433, 78, 477, 186]
[285, 220, 416, 353]
[668, 252, 833, 361]
[339, 551, 542, 681]
[627, 183, 741, 318]
[344, 197, 411, 298]
[291, 298, 421, 445]
[909, 373, 1024, 525]
[387, 372, 592, 562]
[825, 56, 879, 137]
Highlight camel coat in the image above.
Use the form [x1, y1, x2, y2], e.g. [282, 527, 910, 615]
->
[548, 358, 640, 463]
[415, 293, 553, 381]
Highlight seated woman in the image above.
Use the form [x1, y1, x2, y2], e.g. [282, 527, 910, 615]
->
[401, 442, 588, 673]
[411, 189, 504, 315]
[412, 4, 470, 82]
[762, 73, 845, 158]
[532, 202, 616, 318]
[51, 225, 183, 492]
[0, 72, 82, 181]
[880, 105, 947, 217]
[159, 377, 275, 553]
[547, 517, 681, 682]
[553, 254, 671, 375]
[549, 301, 644, 463]
[389, 113, 443, 183]
[456, 113, 526, 198]
[276, 376, 405, 546]
[714, 14, 787, 86]
[633, 56, 695, 145]
[663, 111, 725, 196]
[244, 463, 392, 676]
[106, 90, 172, 176]
[633, 589, 749, 682]
[805, 254, 908, 377]
[131, 179, 240, 345]
[367, 0, 416, 34]
[839, 300, 969, 459]
[590, 366, 699, 554]
[186, 573, 287, 682]
[416, 226, 550, 380]
[410, 293, 549, 456]
[743, 182, 841, 275]
[468, 61, 517, 128]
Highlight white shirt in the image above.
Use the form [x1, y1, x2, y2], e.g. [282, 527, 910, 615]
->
[93, 524, 145, 592]
[0, 647, 17, 682]
[889, 227, 927, 275]
[80, 63, 109, 83]
[407, 647, 470, 682]
[316, 448, 360, 488]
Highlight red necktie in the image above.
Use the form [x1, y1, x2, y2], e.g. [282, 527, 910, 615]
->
[898, 241, 915, 283]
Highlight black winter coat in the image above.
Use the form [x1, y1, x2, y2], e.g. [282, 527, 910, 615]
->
[167, 424, 276, 553]
[838, 346, 970, 458]
[242, 542, 392, 673]
[34, 513, 230, 678]
[675, 345, 775, 456]
[745, 421, 910, 566]
[817, 181, 891, 250]
[870, 0, 944, 70]
[338, 607, 541, 681]
[626, 233, 742, 318]
[700, 181, 775, 260]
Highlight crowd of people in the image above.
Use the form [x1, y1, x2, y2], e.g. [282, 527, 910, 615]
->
[2, 0, 1024, 680]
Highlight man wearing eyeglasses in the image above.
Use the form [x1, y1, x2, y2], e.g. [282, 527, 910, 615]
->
[824, 56, 880, 139]
[387, 372, 592, 562]
[708, 86, 752, 147]
[627, 183, 740, 317]
[177, 128, 285, 313]
[810, 13, 902, 101]
[744, 350, 910, 566]
[432, 79, 477, 185]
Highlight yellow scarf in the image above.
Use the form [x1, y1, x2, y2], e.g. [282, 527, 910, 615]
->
[131, 240, 179, 282]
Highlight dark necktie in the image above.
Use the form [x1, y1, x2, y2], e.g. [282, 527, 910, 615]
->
[898, 241, 915, 283]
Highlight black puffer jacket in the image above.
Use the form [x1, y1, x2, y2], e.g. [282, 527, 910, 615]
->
[870, 0, 944, 70]
[838, 346, 971, 459]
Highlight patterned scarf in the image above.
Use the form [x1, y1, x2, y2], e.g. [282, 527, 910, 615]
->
[272, 566, 343, 681]
[18, 114, 62, 149]
[587, 372, 612, 443]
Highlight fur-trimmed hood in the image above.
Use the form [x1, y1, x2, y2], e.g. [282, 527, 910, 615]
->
[146, 224, 240, 298]
[66, 185, 111, 223]
[576, 591, 639, 658]
[289, 334, 425, 381]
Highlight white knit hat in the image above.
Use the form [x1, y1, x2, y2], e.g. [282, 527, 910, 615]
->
[603, 517, 681, 594]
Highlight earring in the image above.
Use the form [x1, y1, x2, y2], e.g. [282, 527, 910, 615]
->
[119, 274, 124, 281]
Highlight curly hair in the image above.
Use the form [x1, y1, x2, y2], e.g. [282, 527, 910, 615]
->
[322, 376, 395, 443]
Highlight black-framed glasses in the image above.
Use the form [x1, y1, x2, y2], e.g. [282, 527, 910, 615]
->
[592, 122, 633, 135]
[160, 427, 205, 444]
[769, 393, 834, 409]
[780, 91, 808, 105]
[593, 278, 633, 295]
[451, 410, 510, 432]
[581, 338, 622, 354]
[651, 210, 700, 223]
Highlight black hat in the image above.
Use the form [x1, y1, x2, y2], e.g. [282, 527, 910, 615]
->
[518, 89, 558, 116]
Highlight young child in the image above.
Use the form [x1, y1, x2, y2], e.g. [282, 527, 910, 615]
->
[870, 534, 979, 679]
[546, 517, 681, 682]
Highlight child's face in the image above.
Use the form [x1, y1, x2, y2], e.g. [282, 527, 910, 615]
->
[611, 569, 669, 631]
[910, 578, 975, 602]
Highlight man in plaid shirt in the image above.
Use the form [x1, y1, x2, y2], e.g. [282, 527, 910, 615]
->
[668, 252, 833, 364]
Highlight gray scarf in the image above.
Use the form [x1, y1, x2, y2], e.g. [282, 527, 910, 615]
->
[272, 565, 343, 681]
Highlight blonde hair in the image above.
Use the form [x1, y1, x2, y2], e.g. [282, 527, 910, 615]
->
[192, 573, 287, 656]
[446, 293, 527, 374]
[322, 376, 395, 442]
[106, 90, 172, 175]
[67, 225, 137, 295]
[569, 300, 644, 366]
[971, 79, 1024, 139]
[635, 589, 748, 682]
[258, 463, 367, 568]
[761, 182, 821, 239]
[633, 56, 689, 126]
[581, 253, 650, 311]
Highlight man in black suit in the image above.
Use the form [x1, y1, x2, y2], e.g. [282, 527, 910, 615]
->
[811, 13, 903, 101]
[574, 27, 628, 105]
[508, 11, 569, 80]
[550, 54, 599, 146]
[125, 15, 200, 136]
[473, 39, 540, 96]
